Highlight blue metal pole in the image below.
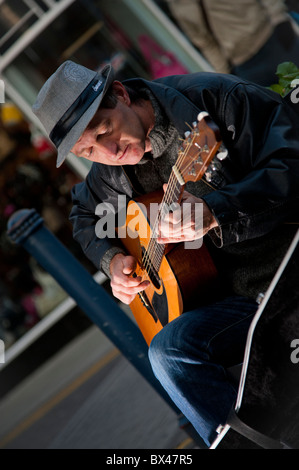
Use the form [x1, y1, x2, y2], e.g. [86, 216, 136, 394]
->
[7, 208, 178, 412]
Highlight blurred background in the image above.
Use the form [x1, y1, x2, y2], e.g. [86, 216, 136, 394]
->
[0, 0, 298, 450]
[0, 0, 212, 353]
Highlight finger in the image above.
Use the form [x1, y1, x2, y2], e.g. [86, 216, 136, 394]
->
[112, 279, 150, 295]
[112, 280, 150, 304]
[162, 212, 182, 226]
[122, 256, 137, 275]
[160, 218, 195, 236]
[162, 203, 181, 222]
[157, 229, 199, 244]
[111, 274, 144, 289]
[113, 291, 136, 305]
[159, 214, 182, 236]
[159, 221, 191, 240]
[118, 283, 150, 304]
[157, 237, 181, 244]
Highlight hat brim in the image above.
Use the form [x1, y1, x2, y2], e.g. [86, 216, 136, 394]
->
[56, 64, 114, 168]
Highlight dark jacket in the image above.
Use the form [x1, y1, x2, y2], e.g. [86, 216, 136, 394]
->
[70, 72, 299, 299]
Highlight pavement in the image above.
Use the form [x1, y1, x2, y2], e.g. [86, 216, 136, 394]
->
[0, 323, 195, 450]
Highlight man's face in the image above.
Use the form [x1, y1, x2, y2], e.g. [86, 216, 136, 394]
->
[71, 83, 152, 166]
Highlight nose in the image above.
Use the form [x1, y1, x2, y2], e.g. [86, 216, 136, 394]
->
[94, 139, 119, 160]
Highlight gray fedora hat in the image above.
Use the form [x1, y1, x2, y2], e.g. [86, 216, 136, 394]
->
[33, 61, 114, 168]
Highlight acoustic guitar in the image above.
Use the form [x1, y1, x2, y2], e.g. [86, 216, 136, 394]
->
[118, 112, 226, 345]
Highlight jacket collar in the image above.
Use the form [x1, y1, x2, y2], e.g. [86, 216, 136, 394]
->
[123, 77, 202, 136]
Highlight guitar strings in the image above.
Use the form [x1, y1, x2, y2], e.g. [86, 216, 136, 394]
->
[142, 141, 190, 271]
[141, 168, 182, 273]
[142, 134, 198, 274]
[142, 134, 196, 275]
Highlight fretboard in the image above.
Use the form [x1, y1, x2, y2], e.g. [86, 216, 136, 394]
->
[142, 165, 185, 275]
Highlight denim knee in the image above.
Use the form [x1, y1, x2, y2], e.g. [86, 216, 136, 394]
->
[148, 322, 179, 379]
[148, 326, 169, 376]
[148, 316, 202, 381]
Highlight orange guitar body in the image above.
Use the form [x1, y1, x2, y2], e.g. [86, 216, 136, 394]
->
[118, 190, 218, 345]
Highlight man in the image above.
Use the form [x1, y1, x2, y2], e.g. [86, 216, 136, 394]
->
[33, 61, 299, 447]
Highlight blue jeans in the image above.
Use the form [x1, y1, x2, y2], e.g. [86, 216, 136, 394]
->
[148, 296, 257, 447]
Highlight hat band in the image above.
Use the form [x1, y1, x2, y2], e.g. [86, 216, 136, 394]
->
[50, 73, 106, 148]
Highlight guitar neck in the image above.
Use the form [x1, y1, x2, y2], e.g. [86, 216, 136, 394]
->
[145, 166, 185, 273]
[158, 167, 185, 229]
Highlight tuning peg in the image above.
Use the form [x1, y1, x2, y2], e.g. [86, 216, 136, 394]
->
[197, 111, 209, 122]
[216, 144, 228, 161]
[205, 161, 221, 182]
[211, 161, 221, 171]
[205, 170, 213, 183]
[205, 164, 214, 182]
[184, 130, 191, 139]
[188, 164, 197, 176]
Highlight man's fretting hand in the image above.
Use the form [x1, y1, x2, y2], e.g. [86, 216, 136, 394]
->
[157, 186, 218, 244]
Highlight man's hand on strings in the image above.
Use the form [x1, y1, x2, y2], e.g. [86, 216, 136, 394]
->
[157, 184, 218, 244]
[110, 253, 150, 304]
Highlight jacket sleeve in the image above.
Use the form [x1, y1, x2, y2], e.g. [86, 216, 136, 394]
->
[69, 166, 126, 276]
[201, 82, 299, 247]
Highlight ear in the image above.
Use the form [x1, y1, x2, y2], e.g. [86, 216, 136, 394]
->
[111, 81, 131, 105]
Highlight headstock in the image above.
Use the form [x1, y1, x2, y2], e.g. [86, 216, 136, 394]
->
[177, 112, 228, 184]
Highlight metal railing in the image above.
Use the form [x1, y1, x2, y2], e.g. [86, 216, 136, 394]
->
[0, 0, 76, 73]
